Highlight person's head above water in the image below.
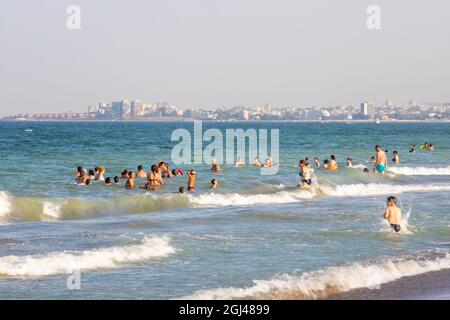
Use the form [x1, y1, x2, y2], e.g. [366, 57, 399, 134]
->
[85, 179, 91, 185]
[387, 196, 397, 206]
[393, 150, 398, 155]
[324, 159, 330, 164]
[114, 176, 119, 183]
[89, 169, 95, 176]
[179, 186, 185, 193]
[330, 155, 336, 160]
[363, 168, 370, 173]
[138, 165, 143, 171]
[211, 179, 217, 185]
[375, 145, 382, 151]
[105, 177, 111, 184]
[151, 164, 158, 173]
[77, 166, 83, 173]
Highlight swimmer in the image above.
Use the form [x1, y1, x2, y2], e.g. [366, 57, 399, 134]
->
[370, 156, 376, 164]
[179, 186, 185, 194]
[373, 145, 387, 174]
[75, 166, 83, 178]
[121, 170, 129, 179]
[211, 159, 222, 172]
[313, 157, 321, 168]
[187, 170, 196, 192]
[85, 179, 91, 186]
[392, 151, 399, 164]
[210, 179, 218, 189]
[363, 168, 370, 173]
[409, 144, 416, 153]
[299, 162, 314, 188]
[384, 196, 402, 233]
[427, 144, 434, 150]
[163, 162, 173, 178]
[77, 171, 87, 184]
[323, 159, 330, 169]
[235, 157, 245, 167]
[88, 169, 96, 180]
[262, 157, 273, 168]
[345, 157, 353, 167]
[95, 167, 106, 181]
[253, 157, 262, 167]
[141, 164, 164, 190]
[298, 159, 305, 178]
[105, 177, 112, 186]
[136, 165, 147, 178]
[125, 171, 135, 189]
[113, 176, 120, 184]
[329, 155, 338, 170]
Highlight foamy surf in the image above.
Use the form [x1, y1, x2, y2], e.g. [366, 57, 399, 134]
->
[2, 182, 450, 223]
[320, 183, 450, 197]
[190, 190, 316, 207]
[181, 251, 450, 300]
[0, 191, 12, 222]
[388, 166, 450, 176]
[0, 236, 175, 277]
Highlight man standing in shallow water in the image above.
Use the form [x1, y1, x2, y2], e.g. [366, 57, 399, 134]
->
[373, 145, 387, 174]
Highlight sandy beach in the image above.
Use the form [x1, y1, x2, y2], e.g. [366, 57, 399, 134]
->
[329, 269, 450, 300]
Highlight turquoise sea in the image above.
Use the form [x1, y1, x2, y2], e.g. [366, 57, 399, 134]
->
[0, 121, 449, 299]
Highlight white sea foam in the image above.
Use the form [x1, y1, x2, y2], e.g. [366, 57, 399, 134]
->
[0, 236, 175, 277]
[181, 252, 450, 300]
[348, 164, 367, 169]
[190, 190, 315, 207]
[320, 183, 450, 197]
[0, 191, 12, 220]
[388, 166, 450, 176]
[42, 201, 62, 219]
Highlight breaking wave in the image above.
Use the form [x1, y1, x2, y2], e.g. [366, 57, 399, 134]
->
[1, 182, 450, 223]
[0, 236, 175, 277]
[181, 251, 450, 300]
[388, 166, 450, 176]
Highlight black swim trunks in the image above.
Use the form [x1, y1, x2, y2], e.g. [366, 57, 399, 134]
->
[390, 224, 401, 233]
[302, 179, 312, 186]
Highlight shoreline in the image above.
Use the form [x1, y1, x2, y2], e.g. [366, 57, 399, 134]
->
[328, 268, 450, 300]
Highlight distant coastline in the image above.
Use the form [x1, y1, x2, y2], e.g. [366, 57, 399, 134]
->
[1, 118, 449, 123]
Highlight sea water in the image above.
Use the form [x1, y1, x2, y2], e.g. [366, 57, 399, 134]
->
[0, 121, 449, 299]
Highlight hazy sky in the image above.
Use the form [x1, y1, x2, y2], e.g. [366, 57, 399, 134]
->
[0, 0, 449, 116]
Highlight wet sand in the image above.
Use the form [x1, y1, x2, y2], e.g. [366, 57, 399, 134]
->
[329, 269, 450, 300]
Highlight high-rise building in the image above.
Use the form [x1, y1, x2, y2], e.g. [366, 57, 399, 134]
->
[385, 98, 394, 107]
[360, 102, 375, 118]
[111, 100, 131, 118]
[130, 100, 141, 117]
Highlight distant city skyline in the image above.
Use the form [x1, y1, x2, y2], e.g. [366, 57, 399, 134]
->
[1, 1, 449, 117]
[4, 98, 449, 121]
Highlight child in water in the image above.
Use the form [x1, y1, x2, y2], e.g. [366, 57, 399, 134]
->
[384, 196, 402, 233]
[210, 179, 218, 189]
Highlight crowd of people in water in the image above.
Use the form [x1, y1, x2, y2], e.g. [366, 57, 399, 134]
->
[74, 142, 434, 233]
